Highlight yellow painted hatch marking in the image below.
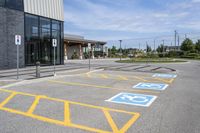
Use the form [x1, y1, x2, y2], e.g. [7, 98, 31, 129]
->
[0, 88, 140, 133]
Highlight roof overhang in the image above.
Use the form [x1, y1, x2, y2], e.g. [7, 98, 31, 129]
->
[64, 38, 106, 46]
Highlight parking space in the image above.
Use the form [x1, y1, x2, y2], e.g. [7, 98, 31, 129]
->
[0, 66, 179, 133]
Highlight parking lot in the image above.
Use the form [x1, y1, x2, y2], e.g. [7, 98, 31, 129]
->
[0, 59, 200, 133]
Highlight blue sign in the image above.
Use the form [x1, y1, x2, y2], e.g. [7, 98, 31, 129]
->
[133, 83, 168, 91]
[153, 73, 177, 78]
[106, 93, 157, 107]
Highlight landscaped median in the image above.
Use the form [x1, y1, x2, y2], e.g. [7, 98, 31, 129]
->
[116, 58, 187, 63]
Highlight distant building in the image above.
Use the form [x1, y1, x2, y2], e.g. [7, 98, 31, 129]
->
[165, 46, 181, 52]
[64, 34, 107, 60]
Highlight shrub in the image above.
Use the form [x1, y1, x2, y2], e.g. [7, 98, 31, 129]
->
[187, 53, 199, 57]
[167, 51, 184, 58]
[83, 52, 89, 59]
[71, 52, 79, 59]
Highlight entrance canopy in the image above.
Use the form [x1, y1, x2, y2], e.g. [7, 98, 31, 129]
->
[64, 34, 107, 60]
[64, 34, 106, 46]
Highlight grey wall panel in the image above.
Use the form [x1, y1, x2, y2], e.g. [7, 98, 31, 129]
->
[24, 0, 64, 21]
[0, 7, 7, 69]
[0, 7, 25, 69]
[6, 9, 25, 68]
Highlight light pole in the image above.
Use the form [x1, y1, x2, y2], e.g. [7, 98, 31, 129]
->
[162, 40, 165, 55]
[119, 40, 122, 61]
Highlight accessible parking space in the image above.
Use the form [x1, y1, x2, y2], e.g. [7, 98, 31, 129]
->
[106, 93, 157, 107]
[133, 83, 169, 91]
[0, 68, 179, 133]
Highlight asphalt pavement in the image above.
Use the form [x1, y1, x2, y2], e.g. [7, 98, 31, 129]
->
[0, 59, 199, 133]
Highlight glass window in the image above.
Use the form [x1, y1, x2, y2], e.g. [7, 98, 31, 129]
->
[25, 14, 39, 40]
[40, 17, 51, 64]
[52, 20, 60, 30]
[25, 14, 39, 65]
[6, 0, 23, 11]
[0, 0, 5, 7]
[25, 13, 63, 65]
[52, 29, 61, 64]
[40, 18, 51, 29]
[52, 20, 61, 64]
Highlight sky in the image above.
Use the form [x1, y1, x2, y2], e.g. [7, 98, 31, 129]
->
[64, 0, 200, 48]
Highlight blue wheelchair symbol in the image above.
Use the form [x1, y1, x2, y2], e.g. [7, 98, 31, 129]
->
[133, 83, 168, 91]
[106, 93, 157, 107]
[153, 73, 177, 78]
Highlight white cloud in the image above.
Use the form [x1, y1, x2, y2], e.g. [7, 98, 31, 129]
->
[192, 0, 200, 3]
[64, 0, 200, 40]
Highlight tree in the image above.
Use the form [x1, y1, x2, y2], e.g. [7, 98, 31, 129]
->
[181, 38, 194, 52]
[195, 40, 200, 53]
[156, 44, 166, 53]
[111, 46, 117, 55]
[146, 45, 152, 53]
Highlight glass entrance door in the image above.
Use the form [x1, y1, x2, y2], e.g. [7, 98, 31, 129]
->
[26, 41, 39, 65]
[40, 17, 51, 65]
[39, 37, 51, 65]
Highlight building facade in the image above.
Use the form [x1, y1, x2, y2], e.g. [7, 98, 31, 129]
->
[64, 34, 107, 60]
[0, 0, 64, 69]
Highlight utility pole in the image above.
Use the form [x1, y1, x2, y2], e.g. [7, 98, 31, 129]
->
[146, 41, 149, 65]
[146, 41, 148, 53]
[154, 39, 156, 52]
[119, 40, 122, 61]
[175, 30, 177, 51]
[139, 43, 141, 50]
[178, 35, 180, 46]
[162, 40, 165, 54]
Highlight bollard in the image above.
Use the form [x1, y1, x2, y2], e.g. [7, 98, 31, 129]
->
[36, 61, 40, 78]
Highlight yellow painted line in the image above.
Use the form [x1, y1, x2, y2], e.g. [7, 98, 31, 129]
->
[48, 80, 160, 94]
[45, 97, 139, 116]
[0, 106, 65, 124]
[103, 110, 119, 133]
[153, 78, 171, 83]
[132, 76, 148, 82]
[0, 88, 140, 133]
[0, 106, 111, 133]
[100, 74, 109, 79]
[64, 102, 71, 125]
[82, 73, 171, 84]
[0, 88, 138, 115]
[27, 96, 42, 114]
[0, 88, 36, 97]
[70, 123, 111, 133]
[168, 78, 175, 83]
[50, 80, 112, 89]
[0, 92, 17, 107]
[83, 73, 126, 81]
[118, 75, 128, 80]
[119, 113, 140, 133]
